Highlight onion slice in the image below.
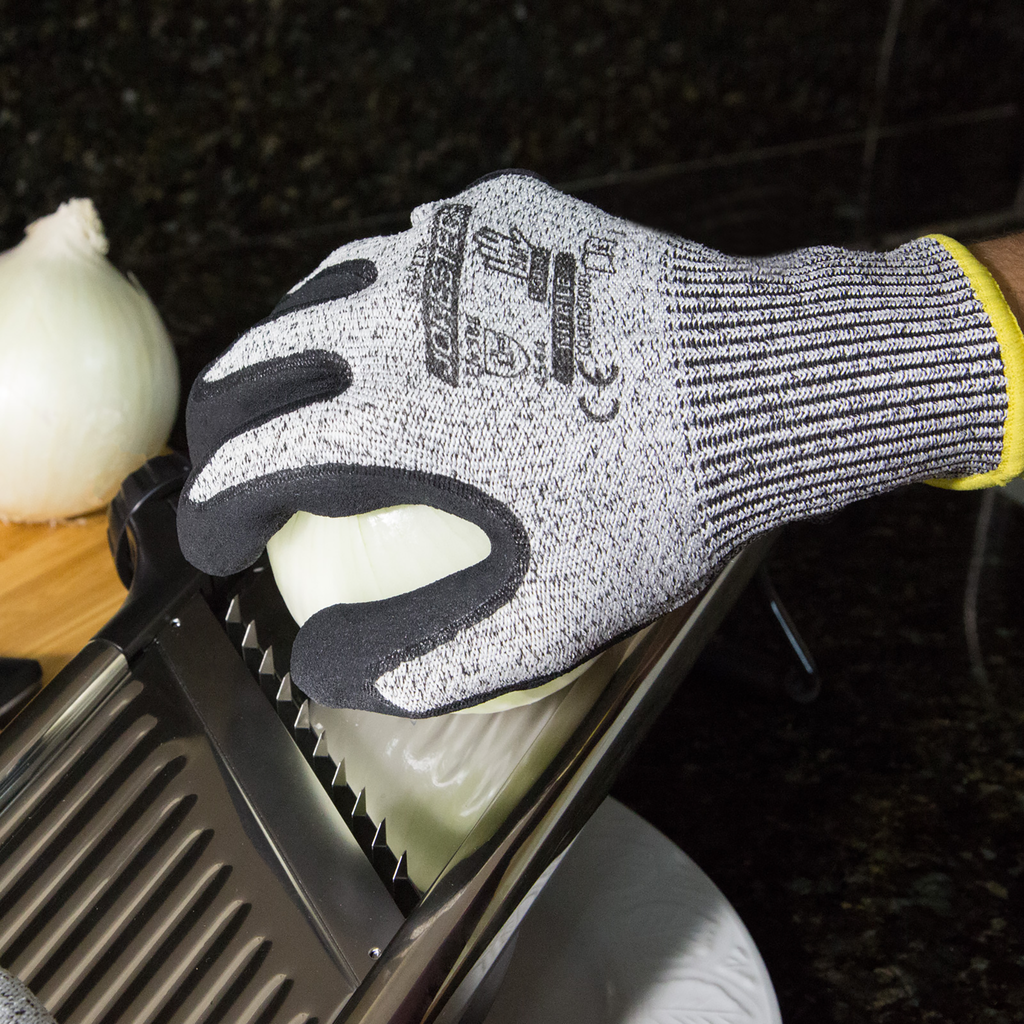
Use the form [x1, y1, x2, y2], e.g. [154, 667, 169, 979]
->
[268, 504, 650, 887]
[266, 506, 588, 712]
[266, 505, 491, 622]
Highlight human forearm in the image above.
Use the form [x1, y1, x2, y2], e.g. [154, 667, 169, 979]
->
[968, 232, 1024, 328]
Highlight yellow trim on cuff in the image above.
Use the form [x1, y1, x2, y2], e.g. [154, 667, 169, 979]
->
[925, 233, 1024, 490]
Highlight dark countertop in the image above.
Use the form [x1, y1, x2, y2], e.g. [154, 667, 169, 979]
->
[616, 483, 1024, 1023]
[2, 3, 1023, 1020]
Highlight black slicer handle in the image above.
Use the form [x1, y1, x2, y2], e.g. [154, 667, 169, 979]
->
[99, 453, 207, 659]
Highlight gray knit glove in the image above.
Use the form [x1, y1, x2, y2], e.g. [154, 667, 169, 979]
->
[0, 969, 56, 1023]
[178, 170, 1010, 716]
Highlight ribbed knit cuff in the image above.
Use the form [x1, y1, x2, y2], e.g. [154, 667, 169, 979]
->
[664, 236, 1009, 565]
[924, 234, 1024, 491]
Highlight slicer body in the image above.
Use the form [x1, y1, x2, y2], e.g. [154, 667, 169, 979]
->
[0, 456, 770, 1023]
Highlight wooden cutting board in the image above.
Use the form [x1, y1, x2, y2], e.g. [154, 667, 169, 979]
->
[0, 511, 126, 686]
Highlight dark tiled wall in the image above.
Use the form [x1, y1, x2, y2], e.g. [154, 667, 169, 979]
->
[2, 2, 1021, 256]
[4, 2, 1018, 408]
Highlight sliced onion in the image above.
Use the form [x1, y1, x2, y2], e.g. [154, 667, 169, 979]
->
[309, 631, 647, 891]
[267, 503, 651, 888]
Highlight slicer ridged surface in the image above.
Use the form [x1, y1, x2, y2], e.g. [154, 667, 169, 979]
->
[0, 651, 351, 1023]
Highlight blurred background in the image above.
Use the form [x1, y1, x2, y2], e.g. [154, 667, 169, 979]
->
[2, 1, 1023, 1020]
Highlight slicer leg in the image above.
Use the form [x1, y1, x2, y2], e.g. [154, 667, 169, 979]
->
[693, 560, 821, 704]
[755, 565, 821, 704]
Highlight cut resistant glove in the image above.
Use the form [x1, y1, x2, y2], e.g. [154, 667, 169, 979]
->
[178, 170, 1022, 716]
[0, 968, 57, 1023]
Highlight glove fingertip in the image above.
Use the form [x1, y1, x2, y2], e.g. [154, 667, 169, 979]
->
[175, 488, 274, 578]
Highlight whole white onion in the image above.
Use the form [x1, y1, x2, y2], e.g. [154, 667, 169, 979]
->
[0, 199, 179, 521]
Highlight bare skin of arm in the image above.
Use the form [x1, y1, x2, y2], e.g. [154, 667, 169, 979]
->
[969, 232, 1024, 327]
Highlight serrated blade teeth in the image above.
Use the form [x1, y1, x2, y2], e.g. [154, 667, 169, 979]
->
[311, 731, 334, 786]
[348, 788, 377, 850]
[224, 595, 244, 641]
[330, 760, 356, 818]
[312, 730, 330, 759]
[293, 701, 319, 760]
[352, 788, 367, 818]
[258, 646, 276, 678]
[276, 673, 293, 704]
[391, 853, 419, 915]
[275, 673, 298, 727]
[222, 584, 422, 914]
[370, 819, 396, 876]
[393, 852, 409, 884]
[258, 646, 278, 699]
[241, 621, 262, 675]
[293, 699, 314, 751]
[241, 620, 259, 651]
